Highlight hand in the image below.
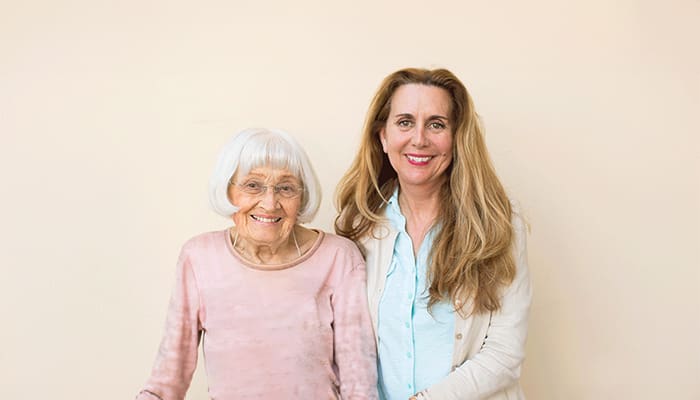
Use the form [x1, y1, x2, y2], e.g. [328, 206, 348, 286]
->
[409, 391, 426, 400]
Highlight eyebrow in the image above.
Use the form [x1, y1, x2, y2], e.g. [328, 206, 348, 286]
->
[244, 173, 298, 181]
[393, 113, 414, 119]
[392, 113, 449, 121]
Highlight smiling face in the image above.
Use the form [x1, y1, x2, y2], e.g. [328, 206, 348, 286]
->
[228, 166, 303, 250]
[380, 83, 454, 192]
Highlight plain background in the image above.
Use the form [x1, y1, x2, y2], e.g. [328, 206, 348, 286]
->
[2, 0, 698, 399]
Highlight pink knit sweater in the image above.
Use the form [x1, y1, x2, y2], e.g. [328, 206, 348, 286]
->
[137, 229, 378, 400]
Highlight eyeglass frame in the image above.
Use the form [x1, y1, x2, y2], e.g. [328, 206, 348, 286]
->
[228, 178, 305, 199]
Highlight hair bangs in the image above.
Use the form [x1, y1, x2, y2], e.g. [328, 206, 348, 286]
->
[236, 134, 303, 181]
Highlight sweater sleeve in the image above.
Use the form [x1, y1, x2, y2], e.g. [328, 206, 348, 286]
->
[332, 257, 380, 400]
[136, 247, 203, 400]
[423, 212, 533, 400]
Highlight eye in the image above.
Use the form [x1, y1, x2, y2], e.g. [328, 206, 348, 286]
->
[242, 180, 264, 192]
[428, 121, 446, 130]
[276, 184, 298, 196]
[397, 119, 414, 128]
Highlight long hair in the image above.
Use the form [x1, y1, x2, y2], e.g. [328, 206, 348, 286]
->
[335, 68, 515, 315]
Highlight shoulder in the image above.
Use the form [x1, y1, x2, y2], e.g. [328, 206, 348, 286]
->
[309, 231, 367, 276]
[509, 197, 524, 219]
[314, 232, 371, 289]
[358, 219, 396, 252]
[508, 198, 529, 246]
[319, 231, 364, 259]
[180, 229, 229, 255]
[507, 199, 531, 288]
[174, 230, 231, 280]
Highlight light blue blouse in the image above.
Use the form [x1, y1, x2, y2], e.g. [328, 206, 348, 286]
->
[377, 191, 455, 400]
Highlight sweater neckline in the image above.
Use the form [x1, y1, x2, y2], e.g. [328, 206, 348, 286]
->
[224, 228, 325, 271]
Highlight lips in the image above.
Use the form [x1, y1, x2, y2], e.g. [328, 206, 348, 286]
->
[251, 215, 282, 223]
[406, 154, 433, 165]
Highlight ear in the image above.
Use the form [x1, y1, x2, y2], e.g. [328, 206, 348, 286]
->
[379, 128, 388, 153]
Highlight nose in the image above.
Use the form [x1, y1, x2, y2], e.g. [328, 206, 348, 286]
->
[258, 187, 281, 209]
[411, 125, 428, 147]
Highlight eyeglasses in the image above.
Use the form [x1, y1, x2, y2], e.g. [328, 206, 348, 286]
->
[230, 179, 303, 199]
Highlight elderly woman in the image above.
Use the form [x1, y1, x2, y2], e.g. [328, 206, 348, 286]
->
[137, 128, 378, 400]
[335, 68, 532, 400]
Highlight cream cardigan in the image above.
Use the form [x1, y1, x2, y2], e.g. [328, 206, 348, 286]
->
[359, 208, 532, 400]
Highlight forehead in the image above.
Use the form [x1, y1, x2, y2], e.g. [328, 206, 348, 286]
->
[390, 84, 452, 117]
[237, 166, 299, 181]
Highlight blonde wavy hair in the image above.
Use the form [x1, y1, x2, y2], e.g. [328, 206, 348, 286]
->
[335, 68, 515, 315]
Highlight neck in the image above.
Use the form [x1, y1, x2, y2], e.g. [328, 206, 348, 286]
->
[398, 185, 442, 223]
[397, 182, 444, 256]
[232, 227, 301, 265]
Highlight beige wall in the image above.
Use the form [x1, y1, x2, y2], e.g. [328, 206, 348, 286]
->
[2, 0, 698, 398]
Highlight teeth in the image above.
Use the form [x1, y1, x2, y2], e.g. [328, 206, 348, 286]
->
[251, 215, 282, 223]
[407, 155, 431, 163]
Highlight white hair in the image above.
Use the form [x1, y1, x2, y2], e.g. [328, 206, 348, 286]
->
[208, 128, 321, 223]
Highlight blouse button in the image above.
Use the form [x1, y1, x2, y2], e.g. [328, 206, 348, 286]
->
[455, 333, 463, 340]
